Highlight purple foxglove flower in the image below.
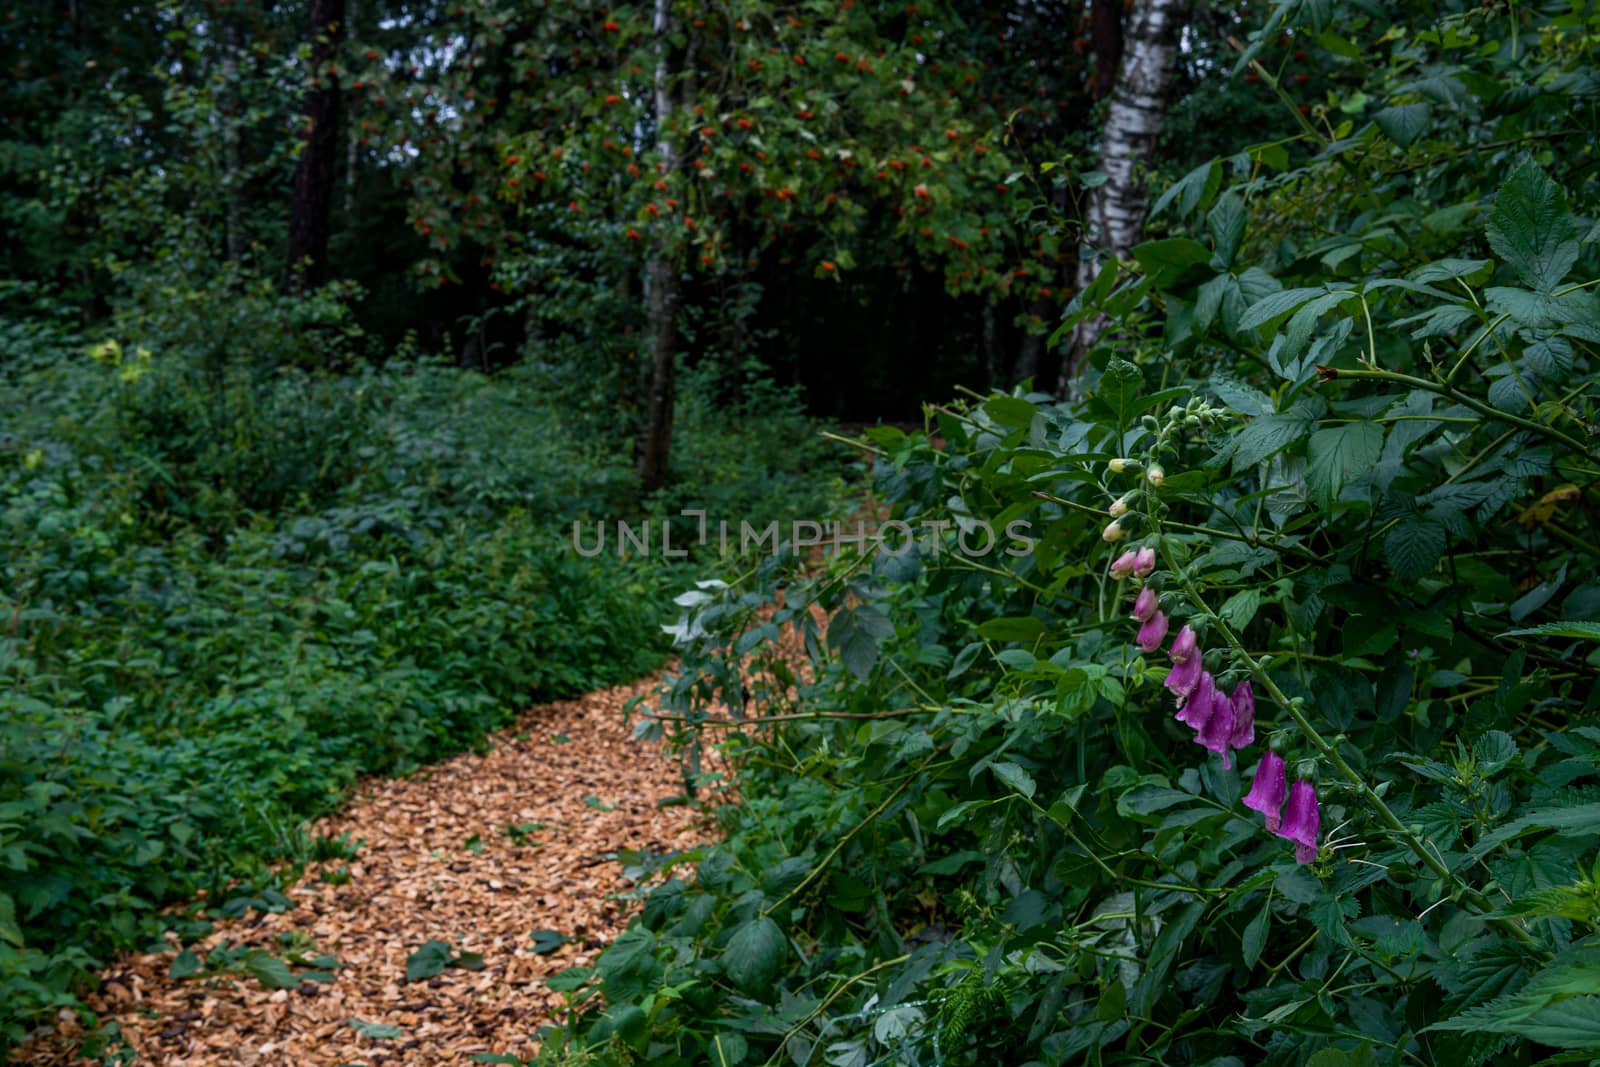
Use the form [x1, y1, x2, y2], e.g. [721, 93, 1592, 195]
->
[1135, 610, 1169, 652]
[1175, 670, 1215, 731]
[1165, 654, 1203, 700]
[1132, 546, 1156, 577]
[1132, 586, 1159, 623]
[1194, 687, 1238, 768]
[1243, 751, 1287, 831]
[1229, 680, 1255, 750]
[1169, 625, 1198, 663]
[1275, 779, 1320, 865]
[1109, 550, 1138, 579]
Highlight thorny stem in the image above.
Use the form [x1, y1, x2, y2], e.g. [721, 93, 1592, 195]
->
[1322, 365, 1593, 458]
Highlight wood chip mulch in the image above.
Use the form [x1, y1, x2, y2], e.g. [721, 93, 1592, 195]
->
[17, 675, 705, 1066]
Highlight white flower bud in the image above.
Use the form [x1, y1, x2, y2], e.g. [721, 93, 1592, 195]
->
[1108, 494, 1130, 518]
[1102, 520, 1125, 543]
[1147, 465, 1166, 487]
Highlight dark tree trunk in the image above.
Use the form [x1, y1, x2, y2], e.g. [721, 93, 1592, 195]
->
[1090, 0, 1125, 100]
[638, 256, 679, 494]
[286, 0, 344, 293]
[637, 0, 678, 495]
[1059, 0, 1185, 395]
[222, 15, 246, 264]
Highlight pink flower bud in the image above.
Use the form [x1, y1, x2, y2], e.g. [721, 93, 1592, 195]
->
[1109, 549, 1137, 579]
[1132, 546, 1156, 577]
[1168, 625, 1198, 663]
[1131, 586, 1159, 623]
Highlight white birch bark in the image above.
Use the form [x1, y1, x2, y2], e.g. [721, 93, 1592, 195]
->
[1060, 0, 1185, 394]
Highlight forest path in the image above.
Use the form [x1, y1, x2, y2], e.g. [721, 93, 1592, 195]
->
[26, 676, 699, 1066]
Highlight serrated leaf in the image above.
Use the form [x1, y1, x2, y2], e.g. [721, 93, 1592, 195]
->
[1230, 412, 1314, 472]
[530, 930, 570, 955]
[1239, 287, 1330, 330]
[244, 952, 299, 990]
[168, 948, 202, 979]
[1095, 358, 1144, 428]
[991, 761, 1037, 800]
[1209, 372, 1273, 415]
[1242, 900, 1270, 968]
[723, 916, 787, 994]
[1374, 103, 1431, 146]
[405, 939, 454, 982]
[1306, 422, 1384, 508]
[1501, 621, 1600, 642]
[1486, 160, 1583, 293]
[710, 1031, 749, 1067]
[1384, 517, 1446, 581]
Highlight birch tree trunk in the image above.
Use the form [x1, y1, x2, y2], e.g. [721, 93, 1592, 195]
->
[1059, 0, 1184, 394]
[637, 0, 679, 494]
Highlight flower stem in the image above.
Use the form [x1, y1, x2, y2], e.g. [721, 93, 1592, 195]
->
[1153, 534, 1544, 950]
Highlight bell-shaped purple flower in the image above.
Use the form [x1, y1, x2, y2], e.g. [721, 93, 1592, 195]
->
[1275, 779, 1320, 865]
[1194, 687, 1238, 768]
[1163, 625, 1202, 699]
[1242, 751, 1287, 832]
[1131, 586, 1159, 623]
[1132, 546, 1156, 578]
[1229, 680, 1255, 750]
[1135, 610, 1169, 652]
[1109, 550, 1138, 580]
[1175, 670, 1215, 731]
[1164, 654, 1202, 700]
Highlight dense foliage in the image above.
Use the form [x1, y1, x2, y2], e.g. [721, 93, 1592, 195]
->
[541, 3, 1600, 1065]
[0, 303, 842, 1051]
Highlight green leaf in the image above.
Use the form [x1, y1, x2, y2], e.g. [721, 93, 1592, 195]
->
[1131, 237, 1211, 287]
[1305, 423, 1384, 508]
[991, 761, 1037, 800]
[244, 952, 299, 990]
[1374, 103, 1431, 146]
[1242, 900, 1271, 969]
[405, 939, 454, 982]
[1384, 517, 1446, 581]
[530, 930, 570, 955]
[710, 1031, 749, 1067]
[1094, 358, 1144, 428]
[1149, 159, 1223, 220]
[976, 616, 1046, 642]
[1209, 372, 1273, 415]
[722, 916, 787, 994]
[168, 948, 202, 979]
[1500, 621, 1600, 642]
[1229, 411, 1315, 472]
[350, 1018, 404, 1040]
[1486, 160, 1582, 293]
[1238, 287, 1330, 330]
[1219, 588, 1263, 631]
[1208, 194, 1247, 269]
